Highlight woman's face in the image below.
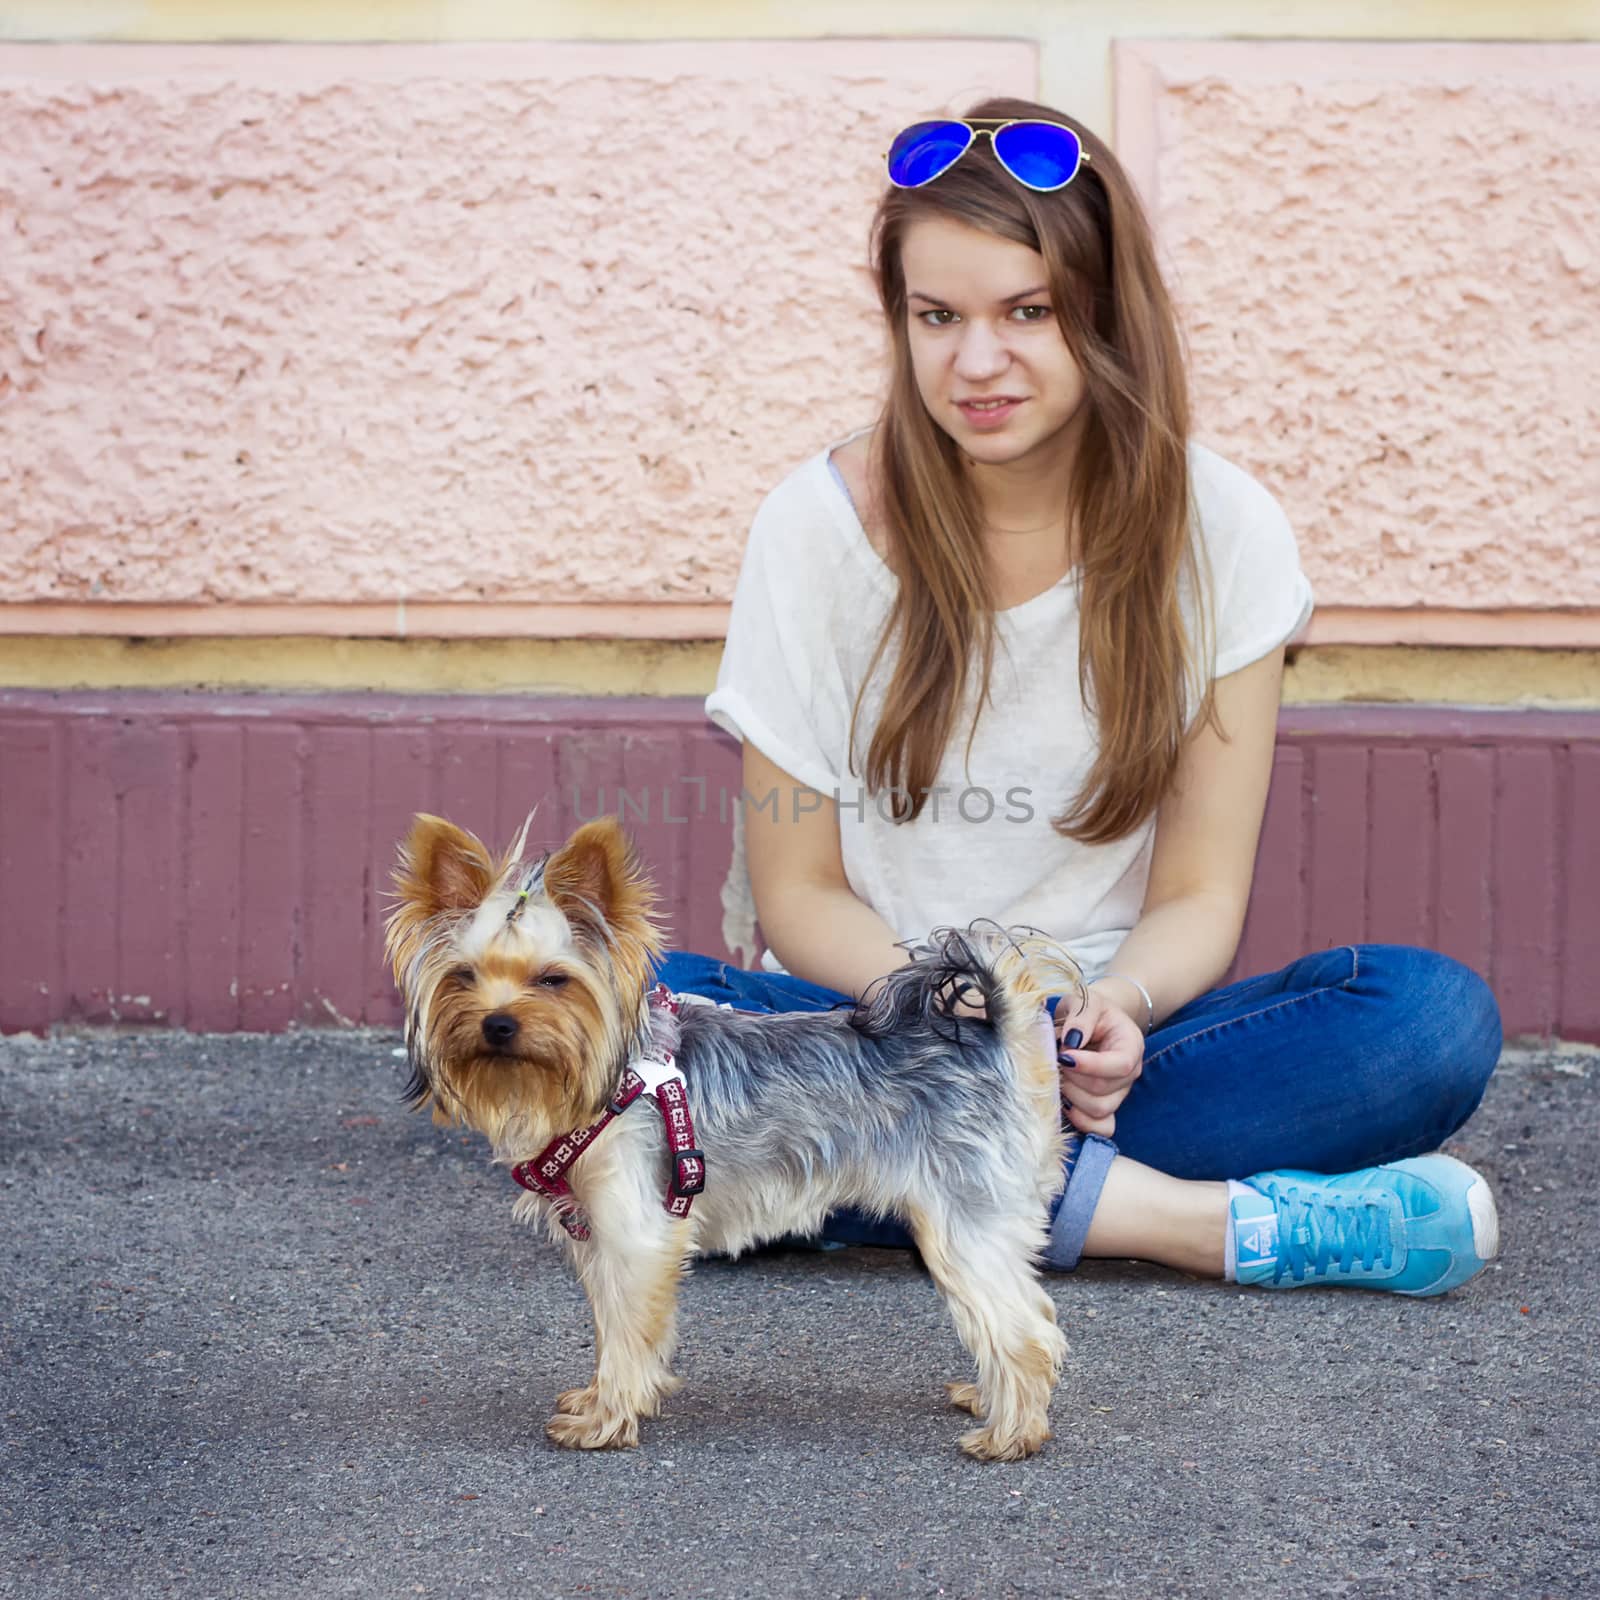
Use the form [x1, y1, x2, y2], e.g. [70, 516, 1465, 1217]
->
[898, 214, 1087, 471]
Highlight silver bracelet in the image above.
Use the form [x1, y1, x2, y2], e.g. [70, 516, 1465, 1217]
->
[1092, 971, 1154, 1034]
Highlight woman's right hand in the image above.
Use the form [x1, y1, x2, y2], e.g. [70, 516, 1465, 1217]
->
[1053, 983, 1146, 1138]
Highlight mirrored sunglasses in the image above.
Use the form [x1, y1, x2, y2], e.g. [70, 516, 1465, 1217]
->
[885, 118, 1090, 193]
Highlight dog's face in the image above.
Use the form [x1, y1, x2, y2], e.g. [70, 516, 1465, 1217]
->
[384, 814, 663, 1150]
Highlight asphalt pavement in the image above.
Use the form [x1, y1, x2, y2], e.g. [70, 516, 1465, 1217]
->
[2, 1027, 1596, 1600]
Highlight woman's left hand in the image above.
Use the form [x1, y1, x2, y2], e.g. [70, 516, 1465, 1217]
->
[1053, 984, 1145, 1138]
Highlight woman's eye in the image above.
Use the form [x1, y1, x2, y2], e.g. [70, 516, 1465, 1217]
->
[915, 306, 1049, 327]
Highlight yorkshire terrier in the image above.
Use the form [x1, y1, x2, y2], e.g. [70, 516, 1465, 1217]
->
[385, 811, 1084, 1461]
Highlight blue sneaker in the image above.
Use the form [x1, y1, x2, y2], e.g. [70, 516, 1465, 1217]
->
[1230, 1154, 1499, 1297]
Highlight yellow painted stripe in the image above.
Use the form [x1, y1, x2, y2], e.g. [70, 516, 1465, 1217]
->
[0, 636, 723, 696]
[1, 636, 1597, 707]
[7, 602, 1600, 650]
[8, 1, 1577, 43]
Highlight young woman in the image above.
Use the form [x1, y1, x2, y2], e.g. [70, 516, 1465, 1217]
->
[654, 96, 1502, 1293]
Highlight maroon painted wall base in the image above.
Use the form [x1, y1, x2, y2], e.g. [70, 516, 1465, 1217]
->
[1, 692, 1595, 1041]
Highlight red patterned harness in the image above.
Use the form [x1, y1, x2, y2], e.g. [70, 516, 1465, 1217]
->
[510, 984, 705, 1241]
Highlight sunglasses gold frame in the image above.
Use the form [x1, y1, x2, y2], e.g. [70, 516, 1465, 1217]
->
[883, 118, 1092, 192]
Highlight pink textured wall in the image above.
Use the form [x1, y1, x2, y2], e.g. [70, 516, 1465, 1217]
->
[4, 41, 1596, 641]
[0, 42, 1031, 611]
[1115, 41, 1600, 617]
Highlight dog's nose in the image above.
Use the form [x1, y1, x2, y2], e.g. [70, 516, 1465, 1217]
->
[481, 1012, 519, 1049]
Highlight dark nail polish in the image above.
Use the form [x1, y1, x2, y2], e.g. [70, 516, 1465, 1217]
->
[1059, 1054, 1077, 1069]
[1063, 1028, 1084, 1051]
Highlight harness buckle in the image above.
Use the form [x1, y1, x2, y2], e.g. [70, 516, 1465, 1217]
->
[671, 1148, 706, 1198]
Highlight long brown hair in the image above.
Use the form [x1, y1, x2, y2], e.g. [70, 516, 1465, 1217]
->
[851, 95, 1213, 844]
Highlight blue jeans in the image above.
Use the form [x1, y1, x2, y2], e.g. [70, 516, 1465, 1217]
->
[649, 944, 1502, 1263]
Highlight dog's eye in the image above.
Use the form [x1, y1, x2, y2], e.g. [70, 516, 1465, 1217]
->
[536, 972, 569, 988]
[448, 965, 476, 985]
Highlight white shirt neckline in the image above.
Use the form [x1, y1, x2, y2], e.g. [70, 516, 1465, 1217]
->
[815, 431, 1080, 630]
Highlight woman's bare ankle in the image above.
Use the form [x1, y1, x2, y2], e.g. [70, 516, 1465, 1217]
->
[1080, 1156, 1229, 1277]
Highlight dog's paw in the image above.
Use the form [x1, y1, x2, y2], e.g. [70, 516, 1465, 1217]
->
[958, 1418, 1051, 1462]
[945, 1380, 982, 1416]
[545, 1408, 640, 1451]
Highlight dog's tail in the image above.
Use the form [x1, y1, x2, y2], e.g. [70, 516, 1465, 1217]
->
[851, 918, 1083, 1063]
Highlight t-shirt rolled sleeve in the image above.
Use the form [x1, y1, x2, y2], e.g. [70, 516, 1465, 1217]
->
[1211, 484, 1315, 680]
[704, 490, 843, 800]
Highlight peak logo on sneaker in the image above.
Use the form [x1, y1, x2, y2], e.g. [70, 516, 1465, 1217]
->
[1234, 1215, 1279, 1270]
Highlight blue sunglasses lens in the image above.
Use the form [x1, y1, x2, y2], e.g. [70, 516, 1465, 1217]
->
[887, 120, 973, 187]
[991, 121, 1083, 191]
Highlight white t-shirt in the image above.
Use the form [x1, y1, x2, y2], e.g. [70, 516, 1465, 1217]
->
[705, 431, 1314, 981]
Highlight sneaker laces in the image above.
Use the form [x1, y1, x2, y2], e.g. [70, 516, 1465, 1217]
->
[1268, 1185, 1395, 1283]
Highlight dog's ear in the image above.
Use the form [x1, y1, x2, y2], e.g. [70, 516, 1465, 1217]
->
[541, 815, 638, 929]
[392, 813, 496, 916]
